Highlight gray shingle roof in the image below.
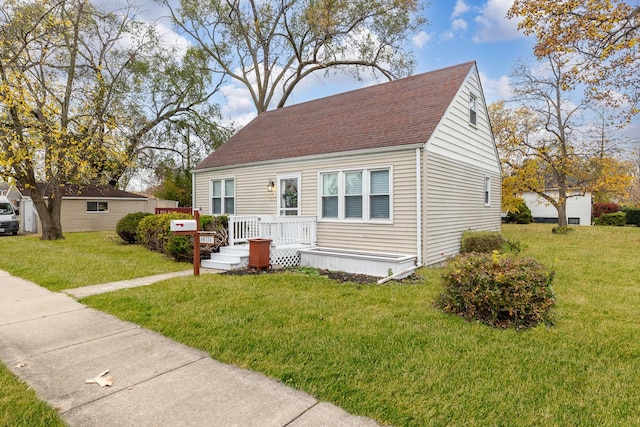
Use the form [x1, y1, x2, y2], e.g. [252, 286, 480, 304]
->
[195, 61, 475, 170]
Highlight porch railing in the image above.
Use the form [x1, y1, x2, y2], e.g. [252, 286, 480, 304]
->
[228, 215, 317, 246]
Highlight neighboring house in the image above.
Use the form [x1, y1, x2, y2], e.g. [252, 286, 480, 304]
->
[522, 191, 592, 226]
[192, 61, 502, 274]
[13, 183, 178, 233]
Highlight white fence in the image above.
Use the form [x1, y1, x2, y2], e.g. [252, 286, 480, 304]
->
[228, 215, 317, 246]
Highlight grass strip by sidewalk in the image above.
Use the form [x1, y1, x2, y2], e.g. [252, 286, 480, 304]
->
[0, 363, 65, 427]
[0, 231, 191, 291]
[82, 224, 640, 427]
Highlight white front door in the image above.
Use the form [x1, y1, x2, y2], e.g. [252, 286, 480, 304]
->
[278, 173, 301, 216]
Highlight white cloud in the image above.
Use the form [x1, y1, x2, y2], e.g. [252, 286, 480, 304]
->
[473, 0, 523, 43]
[412, 31, 432, 49]
[452, 0, 471, 18]
[219, 83, 258, 127]
[479, 72, 512, 103]
[451, 19, 468, 32]
[439, 31, 455, 43]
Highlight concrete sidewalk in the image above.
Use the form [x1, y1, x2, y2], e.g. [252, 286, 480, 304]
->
[0, 270, 381, 426]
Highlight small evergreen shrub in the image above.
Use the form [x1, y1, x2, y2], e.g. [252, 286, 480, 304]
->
[621, 207, 640, 226]
[552, 226, 574, 234]
[116, 212, 152, 243]
[434, 252, 555, 330]
[593, 211, 626, 226]
[505, 198, 533, 224]
[460, 231, 506, 254]
[592, 203, 619, 219]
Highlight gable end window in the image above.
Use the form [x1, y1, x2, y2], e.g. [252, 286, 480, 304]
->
[87, 201, 108, 213]
[211, 178, 235, 214]
[484, 176, 491, 206]
[320, 168, 391, 221]
[469, 94, 477, 126]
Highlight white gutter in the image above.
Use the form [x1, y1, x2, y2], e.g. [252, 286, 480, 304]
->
[416, 147, 422, 263]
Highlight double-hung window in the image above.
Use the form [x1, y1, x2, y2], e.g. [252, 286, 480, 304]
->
[320, 168, 391, 221]
[469, 94, 477, 126]
[87, 201, 108, 213]
[211, 178, 235, 214]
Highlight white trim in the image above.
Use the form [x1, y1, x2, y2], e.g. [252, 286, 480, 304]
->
[317, 165, 393, 223]
[277, 172, 301, 216]
[192, 143, 423, 175]
[209, 176, 236, 215]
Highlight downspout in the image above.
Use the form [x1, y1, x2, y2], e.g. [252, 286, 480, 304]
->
[416, 147, 422, 264]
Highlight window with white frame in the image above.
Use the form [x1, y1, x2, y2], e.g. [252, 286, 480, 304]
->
[319, 168, 391, 221]
[469, 94, 477, 126]
[278, 173, 301, 216]
[87, 201, 108, 213]
[484, 176, 491, 206]
[211, 178, 235, 214]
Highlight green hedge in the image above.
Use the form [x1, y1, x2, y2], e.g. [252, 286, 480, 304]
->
[622, 207, 640, 226]
[137, 213, 193, 256]
[593, 212, 626, 226]
[116, 212, 152, 244]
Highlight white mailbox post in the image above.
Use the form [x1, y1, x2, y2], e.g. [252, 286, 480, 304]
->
[170, 212, 201, 275]
[170, 219, 197, 232]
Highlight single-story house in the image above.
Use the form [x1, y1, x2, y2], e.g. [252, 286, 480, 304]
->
[12, 183, 178, 233]
[522, 191, 592, 226]
[192, 61, 502, 275]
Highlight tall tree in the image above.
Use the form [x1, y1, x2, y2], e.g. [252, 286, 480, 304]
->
[508, 0, 640, 121]
[491, 55, 632, 227]
[167, 0, 426, 114]
[0, 0, 222, 239]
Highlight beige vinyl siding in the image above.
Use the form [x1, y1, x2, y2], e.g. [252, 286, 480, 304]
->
[423, 152, 501, 266]
[193, 148, 419, 255]
[427, 67, 501, 174]
[59, 199, 151, 232]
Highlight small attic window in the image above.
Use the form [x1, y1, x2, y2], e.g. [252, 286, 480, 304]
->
[469, 94, 477, 126]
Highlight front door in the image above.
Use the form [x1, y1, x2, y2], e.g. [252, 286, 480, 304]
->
[278, 173, 300, 216]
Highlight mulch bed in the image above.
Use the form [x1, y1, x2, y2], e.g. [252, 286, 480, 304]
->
[221, 267, 423, 285]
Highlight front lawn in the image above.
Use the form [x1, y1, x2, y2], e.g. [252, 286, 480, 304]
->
[80, 224, 640, 426]
[0, 231, 191, 291]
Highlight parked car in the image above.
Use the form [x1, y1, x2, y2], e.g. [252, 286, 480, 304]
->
[0, 196, 19, 235]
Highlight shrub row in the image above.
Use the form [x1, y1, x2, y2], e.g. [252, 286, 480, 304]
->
[622, 207, 640, 226]
[594, 211, 626, 226]
[116, 212, 229, 262]
[460, 230, 520, 254]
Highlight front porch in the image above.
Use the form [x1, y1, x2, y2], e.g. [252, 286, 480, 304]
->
[201, 215, 317, 270]
[201, 215, 418, 280]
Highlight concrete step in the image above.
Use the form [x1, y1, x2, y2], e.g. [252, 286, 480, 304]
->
[211, 254, 244, 264]
[219, 246, 250, 256]
[201, 259, 245, 271]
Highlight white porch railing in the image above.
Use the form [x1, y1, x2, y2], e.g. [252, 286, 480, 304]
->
[228, 215, 317, 246]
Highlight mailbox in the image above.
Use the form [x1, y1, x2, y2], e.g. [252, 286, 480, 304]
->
[170, 219, 197, 232]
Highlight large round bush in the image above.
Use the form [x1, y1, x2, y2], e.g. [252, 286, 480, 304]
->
[116, 212, 152, 243]
[434, 252, 555, 330]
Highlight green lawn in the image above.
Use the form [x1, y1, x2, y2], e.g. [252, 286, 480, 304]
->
[78, 224, 640, 426]
[1, 225, 639, 426]
[0, 231, 191, 291]
[0, 363, 65, 427]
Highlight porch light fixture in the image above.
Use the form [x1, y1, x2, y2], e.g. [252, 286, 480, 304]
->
[267, 180, 276, 192]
